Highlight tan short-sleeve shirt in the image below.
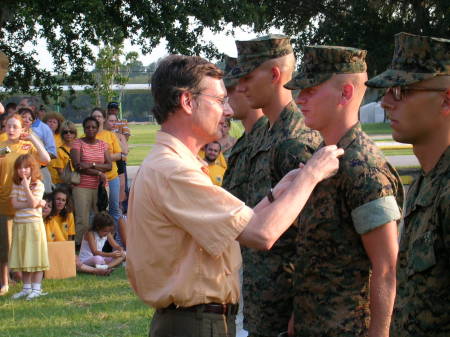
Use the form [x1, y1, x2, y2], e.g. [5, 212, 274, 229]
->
[127, 131, 254, 309]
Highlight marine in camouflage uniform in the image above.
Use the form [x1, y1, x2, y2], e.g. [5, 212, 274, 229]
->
[285, 46, 404, 336]
[227, 35, 322, 337]
[222, 55, 267, 203]
[366, 32, 450, 336]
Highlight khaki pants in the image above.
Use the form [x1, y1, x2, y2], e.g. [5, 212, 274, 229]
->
[72, 186, 98, 245]
[150, 309, 236, 337]
[0, 215, 13, 263]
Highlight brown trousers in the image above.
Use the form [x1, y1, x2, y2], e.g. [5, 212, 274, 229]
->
[150, 308, 236, 337]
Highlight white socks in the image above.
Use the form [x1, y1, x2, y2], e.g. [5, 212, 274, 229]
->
[31, 283, 41, 292]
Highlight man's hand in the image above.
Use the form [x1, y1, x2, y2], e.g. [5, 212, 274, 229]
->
[303, 145, 344, 183]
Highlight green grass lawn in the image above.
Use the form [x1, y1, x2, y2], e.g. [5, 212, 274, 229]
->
[0, 267, 152, 337]
[361, 122, 392, 135]
[382, 148, 414, 156]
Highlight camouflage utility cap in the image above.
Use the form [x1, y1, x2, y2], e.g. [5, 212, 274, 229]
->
[0, 52, 8, 85]
[366, 32, 450, 88]
[284, 46, 367, 90]
[223, 55, 238, 88]
[226, 34, 293, 79]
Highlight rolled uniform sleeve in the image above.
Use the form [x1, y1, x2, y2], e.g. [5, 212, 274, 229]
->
[345, 167, 402, 235]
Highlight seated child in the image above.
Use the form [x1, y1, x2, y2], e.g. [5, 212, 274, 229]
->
[43, 193, 65, 242]
[78, 212, 125, 269]
[51, 187, 75, 241]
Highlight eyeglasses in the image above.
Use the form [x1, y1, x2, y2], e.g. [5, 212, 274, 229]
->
[386, 86, 448, 101]
[62, 130, 75, 135]
[194, 93, 229, 107]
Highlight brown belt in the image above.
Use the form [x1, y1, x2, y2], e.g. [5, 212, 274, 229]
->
[161, 303, 239, 316]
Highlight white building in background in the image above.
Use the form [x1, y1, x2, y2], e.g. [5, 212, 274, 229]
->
[360, 101, 386, 123]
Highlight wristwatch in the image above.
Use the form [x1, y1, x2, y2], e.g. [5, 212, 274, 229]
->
[267, 188, 275, 203]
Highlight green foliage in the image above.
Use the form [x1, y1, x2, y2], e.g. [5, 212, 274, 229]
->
[0, 267, 152, 337]
[0, 0, 448, 102]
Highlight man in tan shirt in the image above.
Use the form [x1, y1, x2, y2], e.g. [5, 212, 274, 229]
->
[127, 54, 344, 337]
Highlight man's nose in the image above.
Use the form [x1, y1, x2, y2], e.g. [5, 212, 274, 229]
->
[223, 102, 233, 118]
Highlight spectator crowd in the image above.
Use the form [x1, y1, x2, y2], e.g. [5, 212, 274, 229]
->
[0, 97, 130, 300]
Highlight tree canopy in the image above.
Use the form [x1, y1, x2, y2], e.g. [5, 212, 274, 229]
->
[1, 0, 448, 100]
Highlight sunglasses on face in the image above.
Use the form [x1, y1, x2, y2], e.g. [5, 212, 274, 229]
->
[385, 86, 447, 101]
[62, 129, 75, 135]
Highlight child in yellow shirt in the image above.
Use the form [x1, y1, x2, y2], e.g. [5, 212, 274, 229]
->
[51, 187, 75, 241]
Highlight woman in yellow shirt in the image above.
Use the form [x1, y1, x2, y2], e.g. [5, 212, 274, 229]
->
[43, 112, 65, 185]
[91, 108, 123, 242]
[52, 120, 77, 186]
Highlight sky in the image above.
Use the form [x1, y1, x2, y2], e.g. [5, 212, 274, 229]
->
[31, 25, 284, 72]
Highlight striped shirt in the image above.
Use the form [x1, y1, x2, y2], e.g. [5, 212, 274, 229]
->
[72, 139, 108, 189]
[11, 180, 45, 223]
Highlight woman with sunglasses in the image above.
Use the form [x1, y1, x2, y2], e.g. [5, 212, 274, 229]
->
[52, 120, 77, 187]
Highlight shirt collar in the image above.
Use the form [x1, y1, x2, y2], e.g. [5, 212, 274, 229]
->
[423, 145, 450, 178]
[32, 119, 41, 127]
[155, 131, 205, 170]
[336, 122, 362, 150]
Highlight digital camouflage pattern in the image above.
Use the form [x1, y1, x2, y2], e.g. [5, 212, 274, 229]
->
[223, 55, 238, 88]
[226, 34, 294, 80]
[222, 115, 268, 203]
[366, 32, 450, 88]
[391, 147, 450, 337]
[284, 46, 367, 90]
[242, 101, 321, 336]
[0, 52, 8, 84]
[293, 123, 404, 336]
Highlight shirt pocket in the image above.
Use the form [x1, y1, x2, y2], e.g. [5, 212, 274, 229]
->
[407, 230, 436, 277]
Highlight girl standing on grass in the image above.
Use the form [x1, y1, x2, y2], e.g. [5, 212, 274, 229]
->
[78, 212, 125, 270]
[9, 154, 48, 300]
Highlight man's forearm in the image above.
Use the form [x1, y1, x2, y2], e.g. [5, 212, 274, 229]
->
[238, 167, 318, 250]
[368, 269, 396, 337]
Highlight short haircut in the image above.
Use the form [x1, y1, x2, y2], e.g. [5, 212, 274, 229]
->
[91, 211, 115, 232]
[43, 111, 65, 134]
[5, 102, 17, 112]
[82, 116, 99, 129]
[205, 141, 222, 151]
[12, 154, 42, 185]
[21, 96, 41, 113]
[60, 120, 78, 137]
[91, 107, 107, 119]
[151, 55, 223, 124]
[18, 107, 35, 122]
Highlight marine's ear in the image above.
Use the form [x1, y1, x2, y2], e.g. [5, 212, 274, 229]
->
[339, 83, 354, 106]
